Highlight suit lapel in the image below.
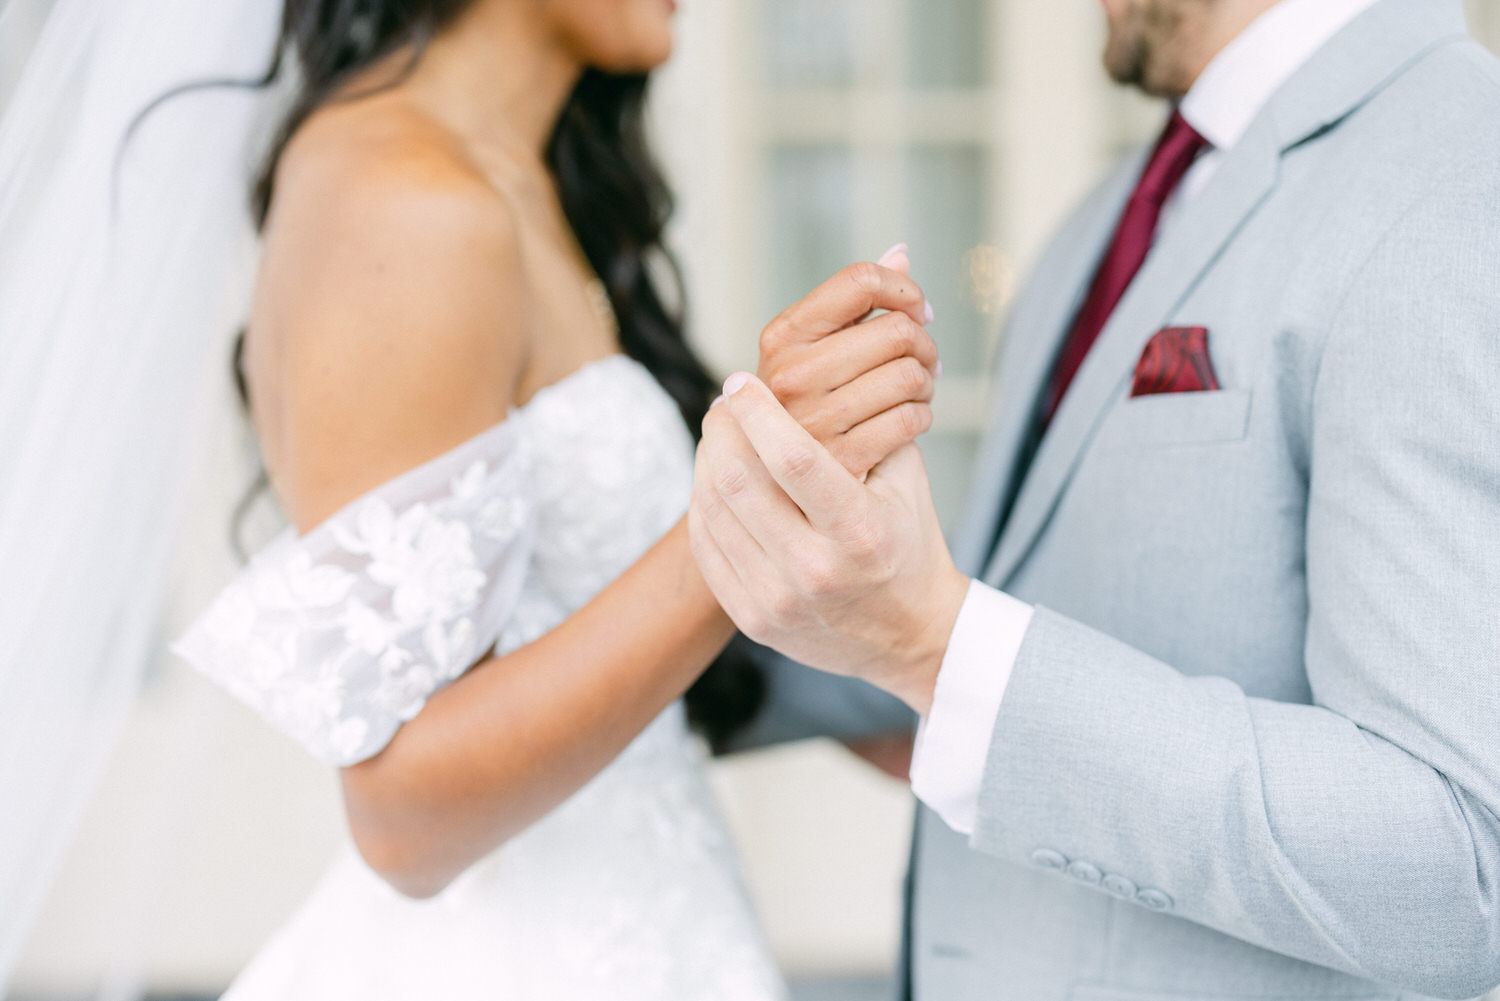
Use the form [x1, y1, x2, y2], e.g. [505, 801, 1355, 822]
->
[982, 125, 1281, 587]
[949, 159, 1142, 576]
[977, 0, 1469, 589]
[1264, 0, 1467, 151]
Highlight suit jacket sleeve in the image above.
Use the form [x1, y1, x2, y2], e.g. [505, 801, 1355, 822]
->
[966, 167, 1500, 997]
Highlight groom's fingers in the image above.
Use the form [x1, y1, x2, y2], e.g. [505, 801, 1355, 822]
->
[690, 472, 759, 593]
[687, 500, 758, 631]
[721, 375, 866, 538]
[701, 404, 815, 556]
[695, 410, 787, 586]
[762, 262, 929, 351]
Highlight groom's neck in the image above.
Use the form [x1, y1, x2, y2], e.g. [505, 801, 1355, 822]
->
[1175, 0, 1286, 94]
[1121, 0, 1286, 99]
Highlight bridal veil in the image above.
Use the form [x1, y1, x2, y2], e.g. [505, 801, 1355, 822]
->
[0, 0, 283, 986]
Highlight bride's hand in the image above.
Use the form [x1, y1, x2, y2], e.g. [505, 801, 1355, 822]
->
[752, 246, 938, 478]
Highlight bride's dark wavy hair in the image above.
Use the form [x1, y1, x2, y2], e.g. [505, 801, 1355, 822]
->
[232, 0, 763, 750]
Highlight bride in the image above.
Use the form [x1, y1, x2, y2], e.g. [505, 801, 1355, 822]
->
[171, 0, 939, 996]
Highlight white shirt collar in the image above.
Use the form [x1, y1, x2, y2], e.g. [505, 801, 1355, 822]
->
[1179, 0, 1381, 151]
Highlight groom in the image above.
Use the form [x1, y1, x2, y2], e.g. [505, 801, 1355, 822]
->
[696, 0, 1500, 997]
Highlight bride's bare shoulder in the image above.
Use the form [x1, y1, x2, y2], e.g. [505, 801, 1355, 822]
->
[266, 93, 517, 264]
[251, 95, 531, 531]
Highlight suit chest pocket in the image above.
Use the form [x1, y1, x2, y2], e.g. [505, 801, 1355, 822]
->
[1097, 388, 1253, 451]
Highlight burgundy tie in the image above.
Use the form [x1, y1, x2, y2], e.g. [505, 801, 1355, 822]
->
[1041, 110, 1208, 425]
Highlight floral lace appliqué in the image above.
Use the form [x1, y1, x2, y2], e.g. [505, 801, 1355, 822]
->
[174, 424, 535, 766]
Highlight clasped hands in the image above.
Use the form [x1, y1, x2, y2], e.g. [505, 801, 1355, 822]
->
[688, 248, 971, 716]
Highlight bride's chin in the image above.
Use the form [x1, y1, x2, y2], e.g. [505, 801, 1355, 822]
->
[591, 4, 676, 73]
[592, 41, 674, 76]
[621, 21, 675, 72]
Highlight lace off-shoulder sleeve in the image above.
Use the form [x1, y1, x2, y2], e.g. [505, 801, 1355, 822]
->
[174, 421, 535, 766]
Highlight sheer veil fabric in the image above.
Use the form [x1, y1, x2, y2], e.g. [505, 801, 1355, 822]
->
[0, 0, 283, 986]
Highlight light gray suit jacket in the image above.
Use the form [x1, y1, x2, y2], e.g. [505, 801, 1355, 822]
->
[739, 1, 1500, 997]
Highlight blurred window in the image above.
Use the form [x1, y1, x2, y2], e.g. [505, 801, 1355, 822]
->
[748, 0, 1009, 527]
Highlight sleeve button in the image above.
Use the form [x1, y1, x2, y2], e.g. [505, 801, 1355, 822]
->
[1101, 874, 1138, 899]
[1030, 849, 1067, 870]
[1136, 888, 1174, 911]
[1064, 860, 1102, 885]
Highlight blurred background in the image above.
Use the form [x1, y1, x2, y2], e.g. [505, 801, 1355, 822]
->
[6, 1, 1500, 998]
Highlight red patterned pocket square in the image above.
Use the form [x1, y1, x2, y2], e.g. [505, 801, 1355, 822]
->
[1131, 326, 1221, 397]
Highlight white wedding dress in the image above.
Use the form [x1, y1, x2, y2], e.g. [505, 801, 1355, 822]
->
[175, 355, 788, 1000]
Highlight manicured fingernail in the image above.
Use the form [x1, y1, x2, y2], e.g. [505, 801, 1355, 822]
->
[709, 394, 725, 409]
[923, 300, 935, 324]
[935, 360, 944, 379]
[723, 372, 750, 396]
[877, 242, 909, 267]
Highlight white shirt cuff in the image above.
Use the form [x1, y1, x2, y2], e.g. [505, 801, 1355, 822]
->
[909, 580, 1034, 835]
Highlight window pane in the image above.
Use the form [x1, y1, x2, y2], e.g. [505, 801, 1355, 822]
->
[908, 0, 987, 89]
[907, 145, 992, 376]
[762, 0, 857, 88]
[765, 145, 855, 324]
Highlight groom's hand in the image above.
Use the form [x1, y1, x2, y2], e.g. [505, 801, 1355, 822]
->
[755, 249, 938, 478]
[689, 373, 971, 715]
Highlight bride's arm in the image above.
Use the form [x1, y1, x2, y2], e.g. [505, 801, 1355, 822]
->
[346, 520, 727, 898]
[256, 130, 934, 900]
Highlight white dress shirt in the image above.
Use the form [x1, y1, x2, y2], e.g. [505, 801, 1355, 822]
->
[908, 0, 1381, 835]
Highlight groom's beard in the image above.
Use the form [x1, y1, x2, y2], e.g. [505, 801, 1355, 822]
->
[1102, 0, 1202, 99]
